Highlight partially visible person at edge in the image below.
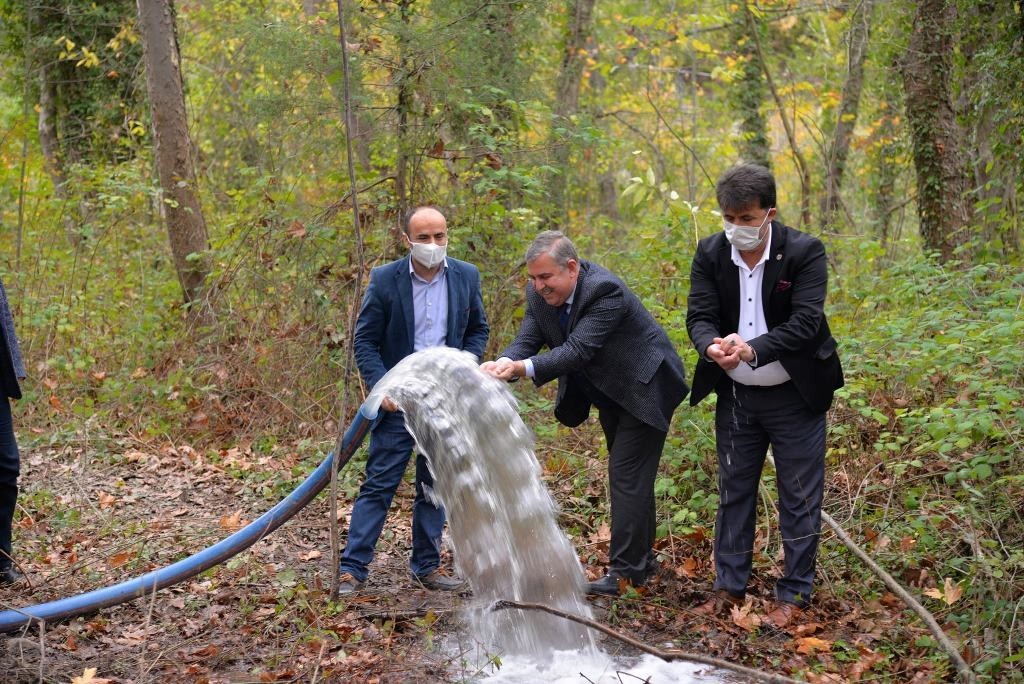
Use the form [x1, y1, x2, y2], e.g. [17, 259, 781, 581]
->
[685, 163, 843, 629]
[480, 230, 688, 596]
[338, 206, 489, 594]
[0, 275, 26, 586]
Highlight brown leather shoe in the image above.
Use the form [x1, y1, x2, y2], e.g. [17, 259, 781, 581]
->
[693, 589, 743, 617]
[413, 568, 466, 591]
[764, 601, 804, 629]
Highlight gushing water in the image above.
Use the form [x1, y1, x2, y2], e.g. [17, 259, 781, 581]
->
[366, 348, 598, 659]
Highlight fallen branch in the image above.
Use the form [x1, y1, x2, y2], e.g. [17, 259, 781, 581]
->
[821, 509, 976, 683]
[763, 452, 976, 683]
[491, 599, 802, 684]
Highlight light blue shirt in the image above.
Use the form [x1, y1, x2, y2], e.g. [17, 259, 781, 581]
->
[410, 260, 449, 352]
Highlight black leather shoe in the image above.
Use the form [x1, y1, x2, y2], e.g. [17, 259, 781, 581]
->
[337, 572, 365, 595]
[586, 574, 635, 596]
[413, 569, 465, 591]
[0, 564, 23, 586]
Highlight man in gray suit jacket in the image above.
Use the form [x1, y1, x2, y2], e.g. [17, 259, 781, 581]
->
[482, 231, 688, 595]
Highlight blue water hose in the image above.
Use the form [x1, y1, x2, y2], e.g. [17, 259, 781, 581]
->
[0, 403, 378, 634]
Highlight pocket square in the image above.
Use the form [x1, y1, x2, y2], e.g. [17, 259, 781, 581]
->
[774, 280, 792, 292]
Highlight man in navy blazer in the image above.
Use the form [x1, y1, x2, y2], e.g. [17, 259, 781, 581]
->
[482, 231, 688, 596]
[686, 163, 843, 628]
[339, 206, 489, 594]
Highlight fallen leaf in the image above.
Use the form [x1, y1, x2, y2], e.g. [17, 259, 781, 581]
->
[190, 644, 220, 658]
[71, 667, 112, 684]
[900, 536, 916, 552]
[588, 523, 611, 545]
[794, 636, 832, 654]
[301, 549, 322, 561]
[731, 603, 761, 631]
[219, 510, 244, 530]
[108, 551, 133, 568]
[675, 557, 699, 578]
[124, 450, 149, 463]
[847, 646, 887, 681]
[49, 394, 64, 410]
[286, 220, 306, 238]
[98, 491, 116, 509]
[924, 577, 963, 605]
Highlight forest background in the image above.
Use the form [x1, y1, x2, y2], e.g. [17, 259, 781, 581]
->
[0, 0, 1021, 682]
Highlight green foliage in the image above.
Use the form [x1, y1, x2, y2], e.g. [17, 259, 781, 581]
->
[0, 0, 144, 164]
[0, 0, 1022, 678]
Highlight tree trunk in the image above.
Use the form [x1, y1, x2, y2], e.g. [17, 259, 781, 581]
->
[732, 12, 770, 169]
[547, 0, 597, 224]
[393, 0, 414, 240]
[36, 62, 83, 246]
[745, 3, 812, 228]
[900, 0, 972, 261]
[960, 0, 1019, 254]
[136, 0, 214, 314]
[822, 0, 875, 225]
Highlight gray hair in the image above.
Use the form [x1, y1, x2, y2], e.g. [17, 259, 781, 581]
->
[526, 230, 578, 267]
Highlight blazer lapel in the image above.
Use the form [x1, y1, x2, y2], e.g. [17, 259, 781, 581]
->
[444, 261, 460, 346]
[761, 222, 788, 302]
[716, 242, 741, 331]
[395, 256, 416, 352]
[565, 262, 588, 335]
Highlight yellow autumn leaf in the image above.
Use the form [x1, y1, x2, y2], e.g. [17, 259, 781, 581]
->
[70, 667, 112, 684]
[794, 636, 832, 654]
[924, 577, 964, 605]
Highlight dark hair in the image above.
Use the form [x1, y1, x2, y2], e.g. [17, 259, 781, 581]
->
[403, 205, 446, 235]
[715, 163, 777, 211]
[526, 230, 579, 267]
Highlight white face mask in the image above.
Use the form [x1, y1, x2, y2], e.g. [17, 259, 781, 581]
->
[723, 209, 773, 251]
[410, 241, 446, 270]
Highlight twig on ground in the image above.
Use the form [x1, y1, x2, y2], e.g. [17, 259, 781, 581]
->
[490, 599, 803, 684]
[820, 509, 976, 683]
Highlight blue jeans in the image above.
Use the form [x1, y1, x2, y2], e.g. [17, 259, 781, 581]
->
[339, 412, 445, 582]
[0, 399, 19, 567]
[712, 381, 825, 607]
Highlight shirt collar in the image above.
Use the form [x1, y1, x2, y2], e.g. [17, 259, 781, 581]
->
[408, 257, 449, 282]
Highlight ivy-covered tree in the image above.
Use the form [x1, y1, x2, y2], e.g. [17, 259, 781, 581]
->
[900, 0, 971, 261]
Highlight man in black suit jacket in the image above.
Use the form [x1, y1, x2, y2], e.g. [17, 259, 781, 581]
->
[0, 276, 25, 585]
[482, 231, 688, 595]
[686, 163, 843, 628]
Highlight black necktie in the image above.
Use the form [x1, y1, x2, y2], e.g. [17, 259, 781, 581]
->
[558, 303, 571, 334]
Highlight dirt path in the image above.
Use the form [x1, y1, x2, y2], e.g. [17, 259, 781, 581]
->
[1, 435, 941, 682]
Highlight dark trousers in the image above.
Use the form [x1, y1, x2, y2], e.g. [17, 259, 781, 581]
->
[598, 405, 667, 584]
[340, 412, 445, 582]
[713, 381, 825, 606]
[0, 399, 19, 567]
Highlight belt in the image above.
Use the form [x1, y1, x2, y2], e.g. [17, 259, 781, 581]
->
[730, 379, 792, 391]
